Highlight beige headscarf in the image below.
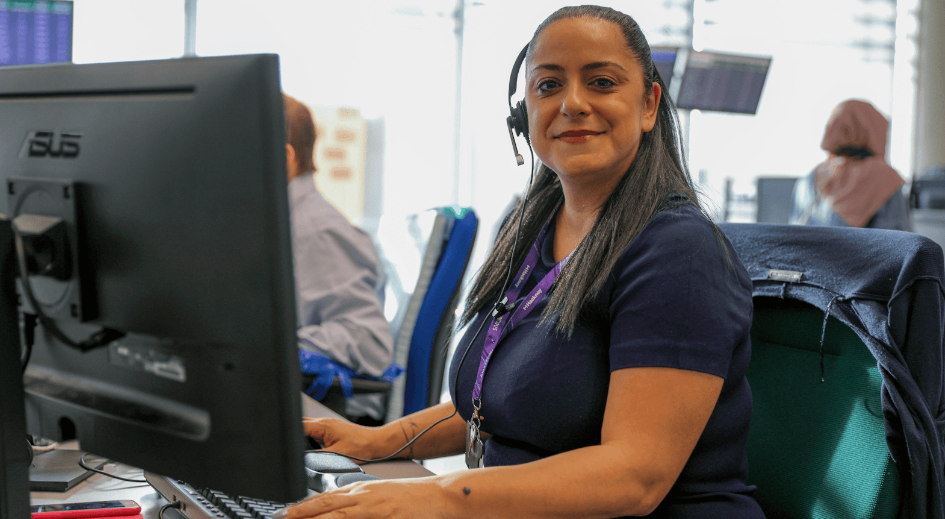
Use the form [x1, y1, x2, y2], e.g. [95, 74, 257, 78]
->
[813, 99, 905, 228]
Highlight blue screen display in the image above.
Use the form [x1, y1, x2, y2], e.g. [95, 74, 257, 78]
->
[676, 50, 771, 114]
[0, 1, 73, 67]
[650, 46, 677, 88]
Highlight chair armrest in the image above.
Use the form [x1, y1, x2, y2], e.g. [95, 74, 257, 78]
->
[344, 378, 392, 394]
[302, 374, 392, 395]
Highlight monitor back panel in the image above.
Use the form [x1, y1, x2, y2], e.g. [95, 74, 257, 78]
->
[0, 55, 306, 502]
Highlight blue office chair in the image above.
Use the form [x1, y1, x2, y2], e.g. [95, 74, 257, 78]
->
[385, 207, 478, 422]
[720, 223, 945, 519]
[301, 207, 478, 423]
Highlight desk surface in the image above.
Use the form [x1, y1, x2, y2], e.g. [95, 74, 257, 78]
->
[31, 394, 434, 519]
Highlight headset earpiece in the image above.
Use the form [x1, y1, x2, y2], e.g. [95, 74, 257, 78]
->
[506, 44, 530, 166]
[508, 100, 528, 137]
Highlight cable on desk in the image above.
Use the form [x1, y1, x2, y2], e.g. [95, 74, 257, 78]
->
[159, 501, 183, 519]
[79, 452, 148, 483]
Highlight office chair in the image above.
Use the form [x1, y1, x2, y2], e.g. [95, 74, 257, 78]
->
[385, 206, 478, 422]
[719, 223, 945, 519]
[302, 207, 478, 423]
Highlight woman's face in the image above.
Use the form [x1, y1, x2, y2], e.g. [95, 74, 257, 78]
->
[525, 17, 659, 185]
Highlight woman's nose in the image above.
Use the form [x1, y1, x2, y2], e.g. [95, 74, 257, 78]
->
[561, 84, 591, 118]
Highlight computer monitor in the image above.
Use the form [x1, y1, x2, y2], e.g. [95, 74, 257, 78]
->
[650, 46, 677, 90]
[756, 177, 800, 224]
[676, 50, 771, 114]
[910, 179, 945, 210]
[0, 54, 307, 519]
[0, 1, 73, 66]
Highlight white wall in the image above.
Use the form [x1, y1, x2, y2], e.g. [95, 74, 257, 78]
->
[195, 0, 460, 224]
[71, 0, 183, 63]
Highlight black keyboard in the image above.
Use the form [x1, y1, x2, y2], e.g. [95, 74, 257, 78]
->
[144, 472, 300, 519]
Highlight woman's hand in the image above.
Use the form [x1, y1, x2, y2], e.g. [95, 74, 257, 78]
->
[306, 403, 470, 463]
[277, 477, 455, 519]
[303, 417, 397, 462]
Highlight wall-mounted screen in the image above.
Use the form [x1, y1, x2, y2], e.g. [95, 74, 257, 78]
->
[0, 1, 73, 67]
[676, 50, 771, 114]
[650, 46, 677, 89]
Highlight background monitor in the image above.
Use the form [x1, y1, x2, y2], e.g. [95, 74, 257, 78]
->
[0, 1, 73, 67]
[910, 179, 945, 210]
[756, 177, 800, 223]
[0, 54, 307, 518]
[650, 46, 677, 90]
[908, 180, 945, 254]
[676, 50, 771, 114]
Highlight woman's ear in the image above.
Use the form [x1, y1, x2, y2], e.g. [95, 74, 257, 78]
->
[642, 82, 660, 133]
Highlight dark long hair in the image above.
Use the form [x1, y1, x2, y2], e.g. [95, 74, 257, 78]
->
[460, 5, 702, 336]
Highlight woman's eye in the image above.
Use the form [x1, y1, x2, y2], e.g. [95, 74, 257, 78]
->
[537, 79, 560, 93]
[591, 78, 616, 88]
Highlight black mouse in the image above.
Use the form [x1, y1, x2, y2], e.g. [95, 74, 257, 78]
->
[303, 452, 380, 493]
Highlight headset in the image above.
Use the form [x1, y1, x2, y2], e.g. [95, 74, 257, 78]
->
[506, 44, 530, 166]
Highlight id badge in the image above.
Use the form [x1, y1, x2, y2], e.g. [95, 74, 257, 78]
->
[465, 418, 484, 469]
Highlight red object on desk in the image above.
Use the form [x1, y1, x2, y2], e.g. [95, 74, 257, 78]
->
[31, 500, 141, 519]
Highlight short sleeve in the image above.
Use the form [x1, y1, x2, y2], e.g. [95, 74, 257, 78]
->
[608, 206, 753, 379]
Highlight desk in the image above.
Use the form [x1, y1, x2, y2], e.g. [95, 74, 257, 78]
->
[30, 394, 433, 518]
[30, 448, 164, 518]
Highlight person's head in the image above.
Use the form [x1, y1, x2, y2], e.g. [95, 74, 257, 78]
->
[462, 5, 699, 334]
[523, 6, 663, 189]
[283, 93, 317, 182]
[821, 99, 888, 161]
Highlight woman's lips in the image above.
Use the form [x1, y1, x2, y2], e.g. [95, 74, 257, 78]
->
[556, 130, 600, 144]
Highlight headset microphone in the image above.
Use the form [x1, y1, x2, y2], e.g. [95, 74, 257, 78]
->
[507, 44, 530, 166]
[506, 121, 525, 166]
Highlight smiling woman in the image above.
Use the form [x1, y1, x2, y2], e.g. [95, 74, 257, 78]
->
[526, 18, 658, 192]
[524, 16, 661, 260]
[293, 5, 764, 519]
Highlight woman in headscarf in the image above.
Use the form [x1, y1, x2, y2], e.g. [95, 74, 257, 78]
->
[790, 99, 911, 230]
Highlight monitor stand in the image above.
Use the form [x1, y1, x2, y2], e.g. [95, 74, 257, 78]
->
[0, 216, 32, 519]
[30, 450, 107, 492]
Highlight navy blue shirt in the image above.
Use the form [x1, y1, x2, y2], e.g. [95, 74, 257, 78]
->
[449, 205, 763, 518]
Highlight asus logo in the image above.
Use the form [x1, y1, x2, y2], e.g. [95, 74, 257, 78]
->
[20, 131, 82, 159]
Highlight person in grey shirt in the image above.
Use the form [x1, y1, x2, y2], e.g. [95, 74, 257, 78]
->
[284, 94, 393, 423]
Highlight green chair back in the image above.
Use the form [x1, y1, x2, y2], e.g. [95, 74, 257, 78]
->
[747, 297, 900, 519]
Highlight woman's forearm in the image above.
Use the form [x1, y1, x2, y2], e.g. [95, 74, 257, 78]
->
[377, 402, 468, 461]
[432, 441, 663, 519]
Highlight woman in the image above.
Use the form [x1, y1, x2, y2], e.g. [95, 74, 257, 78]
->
[790, 99, 911, 231]
[285, 6, 763, 518]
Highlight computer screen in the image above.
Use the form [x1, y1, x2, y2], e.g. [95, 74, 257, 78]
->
[910, 179, 945, 210]
[650, 46, 677, 90]
[756, 177, 799, 224]
[0, 1, 73, 67]
[675, 50, 771, 114]
[0, 54, 307, 518]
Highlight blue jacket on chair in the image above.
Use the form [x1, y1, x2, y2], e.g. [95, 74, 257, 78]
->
[720, 223, 945, 519]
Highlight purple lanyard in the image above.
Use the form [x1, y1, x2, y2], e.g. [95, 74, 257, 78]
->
[471, 221, 570, 403]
